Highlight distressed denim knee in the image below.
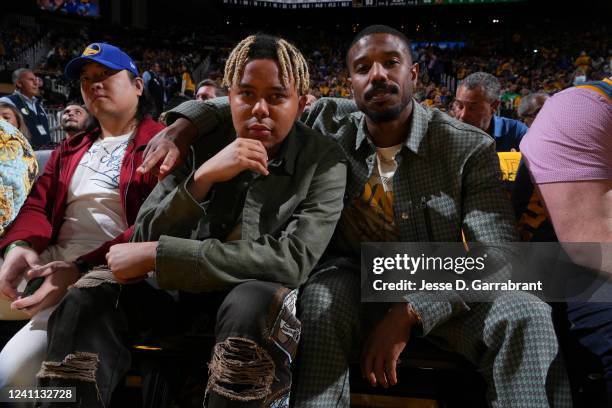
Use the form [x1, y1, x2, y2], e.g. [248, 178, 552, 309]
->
[207, 281, 300, 407]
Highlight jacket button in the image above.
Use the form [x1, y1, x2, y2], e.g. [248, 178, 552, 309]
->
[400, 212, 409, 220]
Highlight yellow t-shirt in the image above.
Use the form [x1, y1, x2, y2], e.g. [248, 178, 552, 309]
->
[181, 72, 195, 95]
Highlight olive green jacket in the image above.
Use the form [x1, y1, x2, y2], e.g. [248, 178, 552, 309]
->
[132, 121, 347, 292]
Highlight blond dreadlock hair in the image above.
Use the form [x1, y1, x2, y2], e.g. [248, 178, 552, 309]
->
[222, 35, 310, 95]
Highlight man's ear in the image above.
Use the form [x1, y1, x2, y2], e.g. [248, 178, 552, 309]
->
[133, 77, 144, 96]
[490, 99, 501, 114]
[411, 62, 420, 86]
[297, 95, 307, 117]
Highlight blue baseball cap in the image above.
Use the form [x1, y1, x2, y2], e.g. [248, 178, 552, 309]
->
[64, 43, 139, 79]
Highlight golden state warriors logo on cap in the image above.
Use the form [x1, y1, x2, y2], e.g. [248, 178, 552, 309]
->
[82, 44, 101, 57]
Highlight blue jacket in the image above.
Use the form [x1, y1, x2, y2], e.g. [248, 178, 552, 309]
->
[491, 115, 528, 152]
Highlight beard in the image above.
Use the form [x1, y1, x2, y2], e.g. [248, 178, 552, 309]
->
[360, 102, 407, 123]
[357, 82, 413, 124]
[62, 122, 80, 133]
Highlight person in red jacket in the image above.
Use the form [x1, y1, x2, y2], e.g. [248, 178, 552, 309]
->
[0, 42, 162, 389]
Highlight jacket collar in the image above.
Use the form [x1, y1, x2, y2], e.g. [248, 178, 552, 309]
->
[354, 99, 430, 159]
[14, 90, 38, 105]
[267, 124, 299, 176]
[491, 115, 503, 138]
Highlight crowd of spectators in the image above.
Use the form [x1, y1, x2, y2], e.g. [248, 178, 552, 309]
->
[176, 23, 610, 119]
[38, 0, 100, 17]
[1, 19, 609, 121]
[34, 26, 211, 106]
[0, 21, 41, 67]
[418, 24, 609, 116]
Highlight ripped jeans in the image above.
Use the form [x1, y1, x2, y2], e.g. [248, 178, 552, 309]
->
[38, 279, 300, 408]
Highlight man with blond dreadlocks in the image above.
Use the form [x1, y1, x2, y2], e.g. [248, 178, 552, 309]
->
[38, 34, 347, 408]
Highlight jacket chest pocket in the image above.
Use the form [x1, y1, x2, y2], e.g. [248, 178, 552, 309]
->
[414, 194, 460, 242]
[254, 179, 303, 237]
[206, 183, 245, 239]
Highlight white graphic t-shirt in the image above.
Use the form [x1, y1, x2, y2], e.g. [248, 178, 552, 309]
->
[42, 133, 131, 263]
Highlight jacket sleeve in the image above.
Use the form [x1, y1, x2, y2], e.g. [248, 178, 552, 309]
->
[131, 155, 207, 245]
[164, 97, 233, 138]
[138, 149, 347, 292]
[403, 138, 520, 336]
[0, 147, 59, 253]
[301, 97, 358, 127]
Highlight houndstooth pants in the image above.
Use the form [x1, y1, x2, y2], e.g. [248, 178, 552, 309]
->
[291, 260, 573, 408]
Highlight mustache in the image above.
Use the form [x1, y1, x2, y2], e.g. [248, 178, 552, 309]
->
[364, 82, 399, 101]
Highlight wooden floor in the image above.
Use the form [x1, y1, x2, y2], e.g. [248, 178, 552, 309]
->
[124, 376, 440, 407]
[351, 394, 438, 408]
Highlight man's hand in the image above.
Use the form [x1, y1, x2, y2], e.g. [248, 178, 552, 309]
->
[107, 242, 158, 284]
[138, 117, 198, 179]
[361, 303, 420, 388]
[11, 261, 80, 316]
[0, 245, 41, 301]
[187, 138, 269, 201]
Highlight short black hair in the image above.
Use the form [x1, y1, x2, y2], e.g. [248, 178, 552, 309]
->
[246, 34, 279, 60]
[197, 79, 218, 90]
[346, 24, 414, 68]
[127, 71, 155, 122]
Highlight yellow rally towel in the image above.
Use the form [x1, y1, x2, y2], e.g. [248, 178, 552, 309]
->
[498, 151, 522, 182]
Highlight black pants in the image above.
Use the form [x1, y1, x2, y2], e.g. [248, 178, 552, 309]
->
[565, 301, 612, 405]
[39, 280, 299, 408]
